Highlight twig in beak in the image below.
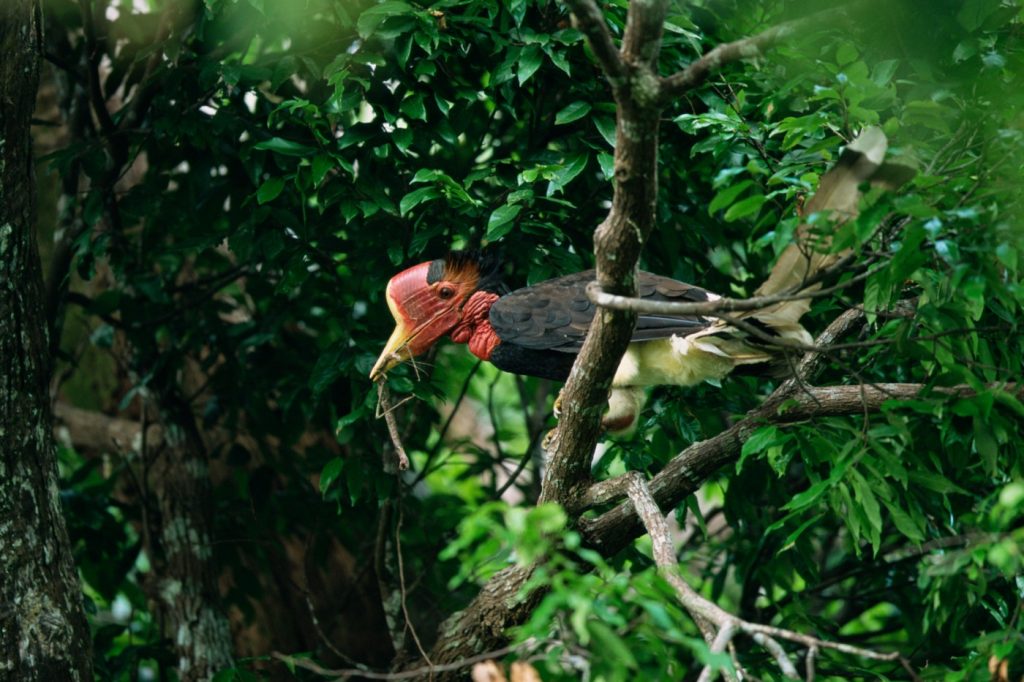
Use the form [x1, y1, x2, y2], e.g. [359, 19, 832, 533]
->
[376, 379, 411, 472]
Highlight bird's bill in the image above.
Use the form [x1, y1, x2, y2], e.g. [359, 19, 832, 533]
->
[369, 322, 416, 381]
[369, 314, 460, 380]
[369, 306, 460, 381]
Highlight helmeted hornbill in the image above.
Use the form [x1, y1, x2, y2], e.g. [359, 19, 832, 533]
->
[370, 128, 910, 432]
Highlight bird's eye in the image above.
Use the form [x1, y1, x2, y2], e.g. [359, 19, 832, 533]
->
[438, 285, 455, 300]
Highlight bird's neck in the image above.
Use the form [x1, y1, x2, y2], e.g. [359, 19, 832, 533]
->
[450, 291, 500, 361]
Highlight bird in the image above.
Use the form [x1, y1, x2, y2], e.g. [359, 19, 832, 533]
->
[369, 128, 911, 433]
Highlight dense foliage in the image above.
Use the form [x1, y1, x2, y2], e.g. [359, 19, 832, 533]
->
[32, 0, 1024, 679]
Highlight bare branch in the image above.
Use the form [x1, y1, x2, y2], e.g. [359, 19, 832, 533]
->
[659, 4, 861, 102]
[540, 0, 669, 511]
[625, 473, 726, 640]
[626, 457, 913, 680]
[395, 505, 431, 666]
[79, 0, 118, 137]
[53, 401, 165, 453]
[583, 380, 1020, 547]
[695, 624, 738, 682]
[585, 258, 880, 318]
[582, 470, 638, 508]
[753, 633, 800, 679]
[563, 0, 626, 84]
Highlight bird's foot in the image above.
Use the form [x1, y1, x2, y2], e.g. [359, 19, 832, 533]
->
[600, 386, 647, 437]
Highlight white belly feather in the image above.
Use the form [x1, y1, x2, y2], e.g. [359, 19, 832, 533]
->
[603, 325, 810, 434]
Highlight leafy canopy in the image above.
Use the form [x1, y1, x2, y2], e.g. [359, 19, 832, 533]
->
[42, 0, 1024, 679]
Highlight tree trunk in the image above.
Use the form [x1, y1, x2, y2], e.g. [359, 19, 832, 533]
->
[0, 1, 94, 679]
[151, 391, 234, 680]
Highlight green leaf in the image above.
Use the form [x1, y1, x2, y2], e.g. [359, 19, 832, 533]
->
[587, 621, 637, 670]
[400, 94, 426, 121]
[738, 425, 781, 472]
[486, 204, 522, 241]
[517, 45, 544, 85]
[956, 0, 1002, 31]
[357, 1, 414, 39]
[555, 101, 592, 125]
[871, 59, 899, 86]
[974, 416, 999, 474]
[593, 117, 616, 148]
[836, 43, 858, 66]
[723, 194, 766, 222]
[547, 153, 587, 195]
[319, 457, 344, 495]
[851, 471, 883, 552]
[392, 128, 413, 152]
[545, 45, 571, 76]
[253, 137, 316, 156]
[411, 168, 440, 184]
[312, 155, 333, 187]
[709, 179, 753, 215]
[257, 177, 286, 204]
[399, 186, 440, 216]
[784, 458, 852, 512]
[883, 499, 926, 542]
[780, 513, 824, 551]
[908, 470, 969, 495]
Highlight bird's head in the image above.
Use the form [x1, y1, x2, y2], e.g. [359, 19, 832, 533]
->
[370, 250, 501, 381]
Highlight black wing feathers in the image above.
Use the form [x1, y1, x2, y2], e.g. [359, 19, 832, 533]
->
[488, 270, 714, 353]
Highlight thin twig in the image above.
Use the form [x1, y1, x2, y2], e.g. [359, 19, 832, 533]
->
[805, 645, 818, 682]
[412, 359, 482, 485]
[586, 259, 882, 319]
[494, 422, 549, 500]
[395, 504, 432, 668]
[376, 381, 411, 471]
[659, 3, 864, 101]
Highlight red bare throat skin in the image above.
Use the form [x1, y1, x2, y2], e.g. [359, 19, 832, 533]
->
[450, 291, 500, 360]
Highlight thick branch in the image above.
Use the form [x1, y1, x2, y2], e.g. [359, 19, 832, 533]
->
[539, 2, 667, 511]
[582, 380, 1019, 553]
[621, 0, 668, 68]
[53, 401, 165, 453]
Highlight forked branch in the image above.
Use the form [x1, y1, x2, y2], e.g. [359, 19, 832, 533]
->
[625, 475, 917, 682]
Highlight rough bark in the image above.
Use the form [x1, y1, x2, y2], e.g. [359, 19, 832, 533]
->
[151, 392, 234, 681]
[427, 566, 538, 668]
[0, 1, 94, 679]
[540, 0, 666, 512]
